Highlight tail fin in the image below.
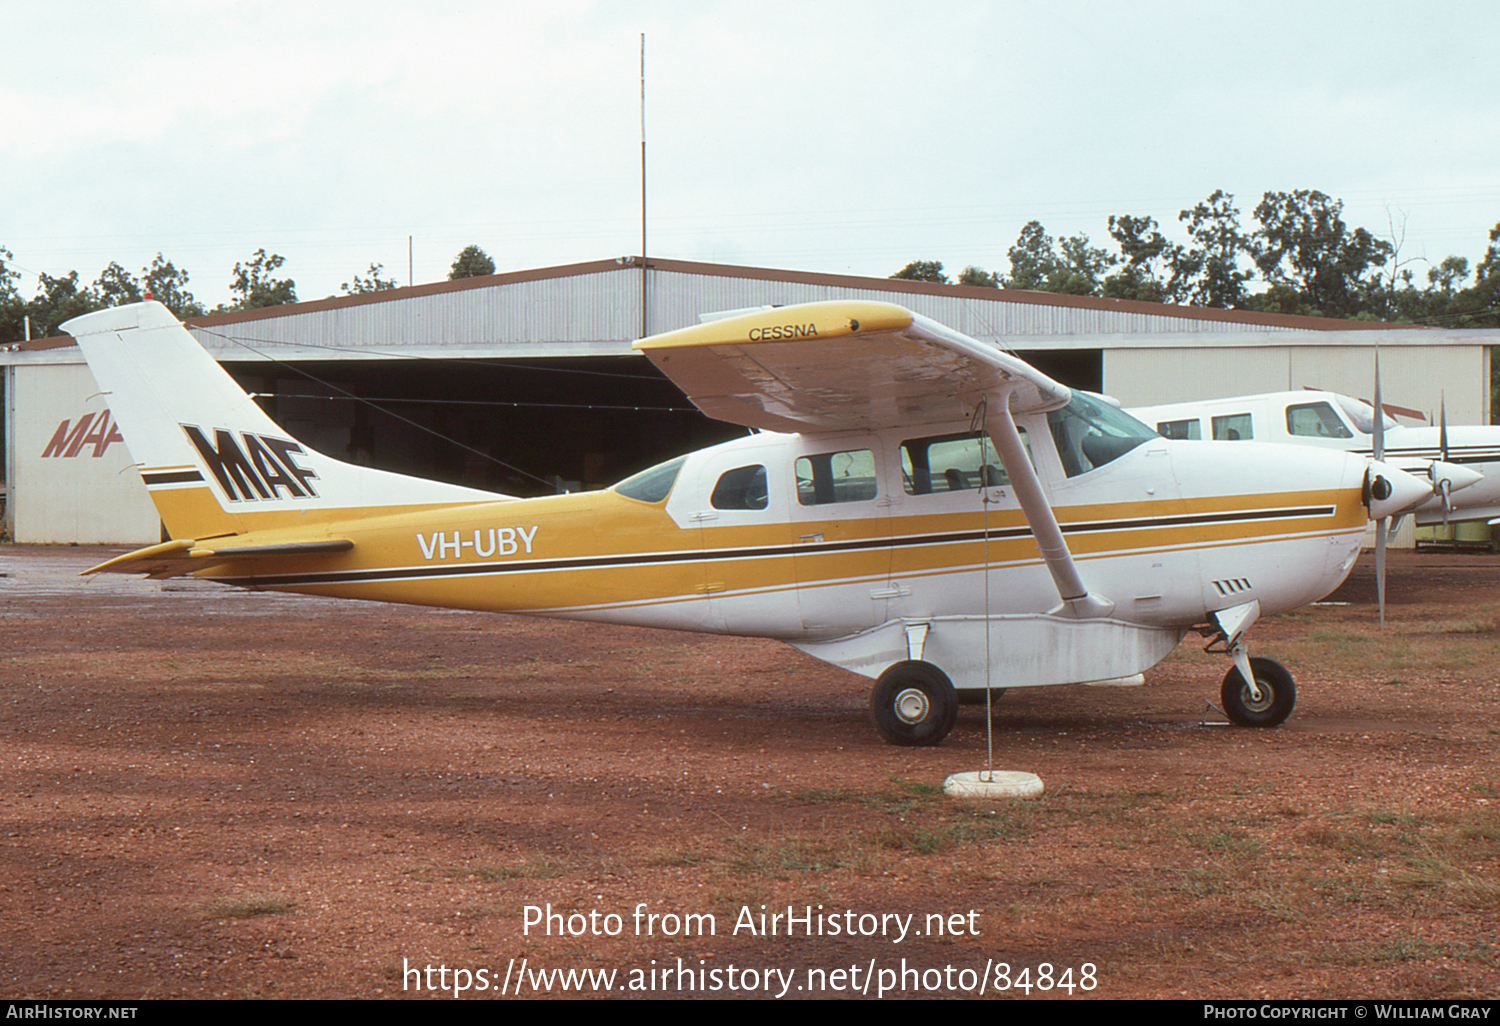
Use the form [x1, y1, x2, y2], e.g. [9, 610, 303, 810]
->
[62, 301, 507, 541]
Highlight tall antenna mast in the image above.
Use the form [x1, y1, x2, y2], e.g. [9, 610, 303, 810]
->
[639, 32, 648, 339]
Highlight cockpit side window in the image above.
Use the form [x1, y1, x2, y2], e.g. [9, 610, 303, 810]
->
[1286, 402, 1353, 439]
[711, 464, 768, 510]
[1047, 393, 1158, 477]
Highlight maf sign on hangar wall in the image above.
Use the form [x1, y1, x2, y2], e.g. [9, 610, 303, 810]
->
[3, 256, 1490, 545]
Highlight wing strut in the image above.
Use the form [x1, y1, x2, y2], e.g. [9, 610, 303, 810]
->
[985, 395, 1114, 620]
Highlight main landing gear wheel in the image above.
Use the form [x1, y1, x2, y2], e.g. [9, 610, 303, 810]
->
[870, 660, 958, 747]
[1221, 657, 1296, 728]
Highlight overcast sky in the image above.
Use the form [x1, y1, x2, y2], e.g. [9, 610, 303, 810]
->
[5, 0, 1499, 309]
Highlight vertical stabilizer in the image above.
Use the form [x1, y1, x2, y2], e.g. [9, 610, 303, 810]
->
[62, 301, 509, 540]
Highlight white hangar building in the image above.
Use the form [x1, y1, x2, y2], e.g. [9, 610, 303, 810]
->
[3, 256, 1496, 545]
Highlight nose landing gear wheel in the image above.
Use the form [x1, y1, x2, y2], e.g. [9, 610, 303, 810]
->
[870, 661, 957, 746]
[1221, 657, 1296, 727]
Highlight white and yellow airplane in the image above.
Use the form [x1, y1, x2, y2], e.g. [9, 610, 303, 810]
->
[63, 300, 1438, 746]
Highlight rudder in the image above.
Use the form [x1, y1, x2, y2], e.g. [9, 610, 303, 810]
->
[62, 301, 506, 541]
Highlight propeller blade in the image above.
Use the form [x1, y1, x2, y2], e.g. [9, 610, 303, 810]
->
[1440, 393, 1449, 463]
[1376, 516, 1387, 630]
[1372, 350, 1384, 463]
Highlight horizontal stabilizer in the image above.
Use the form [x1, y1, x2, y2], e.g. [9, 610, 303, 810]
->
[85, 538, 354, 579]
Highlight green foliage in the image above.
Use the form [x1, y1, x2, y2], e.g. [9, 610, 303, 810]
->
[1250, 189, 1393, 320]
[449, 244, 495, 280]
[894, 190, 1498, 328]
[956, 265, 1000, 288]
[340, 262, 398, 294]
[141, 254, 206, 319]
[1056, 232, 1117, 294]
[1002, 222, 1116, 294]
[1176, 189, 1254, 308]
[890, 259, 949, 283]
[29, 271, 102, 338]
[92, 261, 142, 307]
[0, 245, 19, 305]
[1103, 214, 1187, 303]
[227, 248, 297, 310]
[1003, 221, 1061, 290]
[0, 245, 25, 340]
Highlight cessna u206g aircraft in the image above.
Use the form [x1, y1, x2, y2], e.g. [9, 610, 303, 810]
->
[63, 300, 1436, 746]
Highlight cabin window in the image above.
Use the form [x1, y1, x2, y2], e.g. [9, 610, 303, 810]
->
[1286, 401, 1353, 439]
[613, 454, 688, 503]
[795, 449, 876, 506]
[1156, 418, 1201, 440]
[1211, 413, 1253, 441]
[1047, 393, 1159, 477]
[899, 431, 1018, 494]
[710, 464, 768, 510]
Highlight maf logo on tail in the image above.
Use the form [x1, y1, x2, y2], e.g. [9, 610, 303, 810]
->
[182, 425, 320, 501]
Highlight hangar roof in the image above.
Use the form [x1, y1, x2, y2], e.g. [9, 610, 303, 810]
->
[9, 256, 1498, 365]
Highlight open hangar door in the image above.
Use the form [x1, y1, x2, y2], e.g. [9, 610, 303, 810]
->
[224, 355, 743, 498]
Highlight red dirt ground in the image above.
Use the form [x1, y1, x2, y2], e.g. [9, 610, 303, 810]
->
[1, 545, 1497, 1000]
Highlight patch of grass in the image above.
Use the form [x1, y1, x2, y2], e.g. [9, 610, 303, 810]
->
[1393, 854, 1500, 910]
[1331, 934, 1451, 965]
[201, 894, 296, 920]
[647, 848, 714, 868]
[1297, 822, 1384, 857]
[1160, 866, 1226, 898]
[870, 822, 959, 856]
[726, 836, 869, 876]
[410, 857, 570, 883]
[1186, 829, 1263, 858]
[1396, 613, 1499, 635]
[787, 775, 943, 817]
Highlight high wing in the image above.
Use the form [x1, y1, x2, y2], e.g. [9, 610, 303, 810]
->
[636, 300, 1112, 618]
[633, 300, 1071, 432]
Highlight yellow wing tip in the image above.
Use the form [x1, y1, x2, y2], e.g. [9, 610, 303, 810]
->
[633, 300, 914, 352]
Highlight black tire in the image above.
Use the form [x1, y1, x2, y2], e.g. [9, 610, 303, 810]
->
[1221, 657, 1296, 728]
[870, 661, 958, 746]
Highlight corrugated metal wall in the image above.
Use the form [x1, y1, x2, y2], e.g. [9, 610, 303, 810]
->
[189, 264, 1309, 360]
[11, 363, 160, 543]
[1106, 344, 1486, 425]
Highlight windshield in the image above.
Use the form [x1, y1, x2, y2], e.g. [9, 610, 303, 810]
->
[612, 454, 688, 503]
[1333, 394, 1397, 436]
[1047, 393, 1159, 477]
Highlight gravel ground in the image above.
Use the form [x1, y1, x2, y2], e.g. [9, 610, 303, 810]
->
[1, 545, 1497, 1000]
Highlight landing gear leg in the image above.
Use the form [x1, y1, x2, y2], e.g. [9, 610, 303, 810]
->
[1220, 653, 1297, 728]
[1206, 600, 1293, 726]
